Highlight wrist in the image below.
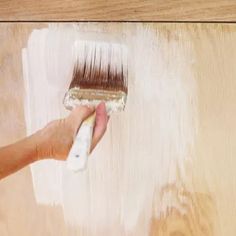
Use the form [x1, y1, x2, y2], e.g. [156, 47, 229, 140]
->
[31, 129, 51, 161]
[19, 133, 41, 163]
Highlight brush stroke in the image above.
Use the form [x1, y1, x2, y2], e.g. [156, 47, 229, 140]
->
[22, 24, 197, 235]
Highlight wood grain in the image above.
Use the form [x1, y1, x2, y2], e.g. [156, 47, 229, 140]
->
[0, 23, 236, 235]
[0, 1, 236, 22]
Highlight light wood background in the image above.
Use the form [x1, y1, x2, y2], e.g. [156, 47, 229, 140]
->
[0, 1, 236, 21]
[0, 23, 236, 236]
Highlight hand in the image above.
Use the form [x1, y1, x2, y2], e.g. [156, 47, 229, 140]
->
[35, 102, 108, 160]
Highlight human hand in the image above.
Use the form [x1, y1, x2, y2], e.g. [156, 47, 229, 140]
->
[35, 102, 108, 160]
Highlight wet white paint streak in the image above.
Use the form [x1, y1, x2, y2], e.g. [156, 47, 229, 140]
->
[23, 24, 197, 235]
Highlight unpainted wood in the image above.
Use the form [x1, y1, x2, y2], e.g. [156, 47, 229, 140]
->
[0, 1, 236, 21]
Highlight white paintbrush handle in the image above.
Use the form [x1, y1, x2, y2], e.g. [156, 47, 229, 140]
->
[67, 113, 96, 172]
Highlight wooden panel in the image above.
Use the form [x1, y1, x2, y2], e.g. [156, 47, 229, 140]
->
[0, 23, 236, 236]
[0, 1, 236, 21]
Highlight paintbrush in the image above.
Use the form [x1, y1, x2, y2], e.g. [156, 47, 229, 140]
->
[63, 40, 128, 172]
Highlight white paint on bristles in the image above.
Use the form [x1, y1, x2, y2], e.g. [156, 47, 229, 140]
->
[73, 40, 128, 78]
[22, 24, 197, 235]
[63, 40, 128, 113]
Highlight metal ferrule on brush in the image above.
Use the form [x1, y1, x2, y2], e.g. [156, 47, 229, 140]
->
[63, 87, 127, 114]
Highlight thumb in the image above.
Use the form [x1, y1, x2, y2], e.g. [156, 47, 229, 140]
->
[67, 105, 95, 134]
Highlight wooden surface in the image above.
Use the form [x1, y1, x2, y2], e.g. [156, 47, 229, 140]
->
[0, 1, 236, 21]
[1, 23, 236, 236]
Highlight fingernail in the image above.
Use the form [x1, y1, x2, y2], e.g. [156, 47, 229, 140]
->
[98, 102, 106, 109]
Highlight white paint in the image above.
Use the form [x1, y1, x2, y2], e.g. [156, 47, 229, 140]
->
[22, 24, 197, 235]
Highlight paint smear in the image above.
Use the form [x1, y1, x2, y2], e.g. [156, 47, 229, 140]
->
[22, 24, 197, 235]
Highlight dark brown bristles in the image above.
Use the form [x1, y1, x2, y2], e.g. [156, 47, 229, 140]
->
[69, 64, 128, 94]
[68, 40, 128, 94]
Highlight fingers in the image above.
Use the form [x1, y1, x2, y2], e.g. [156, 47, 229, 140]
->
[91, 102, 109, 151]
[67, 105, 95, 134]
[66, 103, 108, 153]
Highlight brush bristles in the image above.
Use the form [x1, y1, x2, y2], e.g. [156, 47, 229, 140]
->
[69, 40, 128, 93]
